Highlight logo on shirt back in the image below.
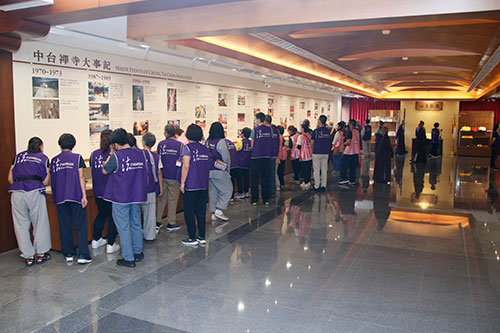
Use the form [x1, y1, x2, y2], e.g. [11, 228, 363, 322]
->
[17, 152, 42, 164]
[192, 148, 209, 162]
[94, 155, 104, 169]
[52, 158, 74, 172]
[121, 156, 144, 172]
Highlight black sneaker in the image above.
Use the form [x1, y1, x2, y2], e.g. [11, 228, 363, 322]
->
[134, 253, 144, 262]
[116, 259, 136, 268]
[36, 252, 51, 264]
[181, 238, 199, 246]
[166, 223, 181, 232]
[25, 257, 35, 267]
[320, 187, 326, 192]
[156, 222, 162, 233]
[144, 239, 155, 244]
[197, 236, 206, 245]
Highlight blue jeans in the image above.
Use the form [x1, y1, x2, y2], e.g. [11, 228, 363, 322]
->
[112, 203, 142, 261]
[332, 152, 343, 172]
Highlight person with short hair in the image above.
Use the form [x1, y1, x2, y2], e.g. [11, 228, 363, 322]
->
[179, 124, 211, 246]
[90, 129, 120, 254]
[51, 133, 91, 264]
[331, 122, 345, 175]
[128, 133, 137, 148]
[339, 120, 360, 185]
[234, 127, 252, 199]
[251, 112, 273, 205]
[373, 127, 393, 183]
[360, 118, 372, 176]
[156, 124, 183, 233]
[298, 122, 313, 190]
[374, 120, 384, 153]
[8, 137, 52, 266]
[312, 115, 331, 191]
[141, 132, 162, 243]
[413, 121, 427, 164]
[288, 125, 301, 183]
[430, 122, 441, 158]
[103, 128, 148, 268]
[206, 122, 232, 222]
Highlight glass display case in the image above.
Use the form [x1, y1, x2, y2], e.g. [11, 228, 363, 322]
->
[457, 110, 494, 157]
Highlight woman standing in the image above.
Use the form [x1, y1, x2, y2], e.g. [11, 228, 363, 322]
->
[8, 137, 51, 266]
[90, 130, 120, 253]
[276, 125, 287, 190]
[373, 127, 393, 183]
[395, 120, 406, 156]
[206, 122, 233, 222]
[297, 122, 313, 190]
[180, 124, 211, 246]
[331, 122, 345, 175]
[288, 126, 301, 183]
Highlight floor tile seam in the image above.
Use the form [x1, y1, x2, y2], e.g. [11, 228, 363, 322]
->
[37, 306, 112, 333]
[327, 314, 414, 332]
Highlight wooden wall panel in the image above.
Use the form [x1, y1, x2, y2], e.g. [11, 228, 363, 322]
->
[0, 52, 18, 252]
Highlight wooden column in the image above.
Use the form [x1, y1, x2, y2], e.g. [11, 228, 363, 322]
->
[0, 52, 17, 253]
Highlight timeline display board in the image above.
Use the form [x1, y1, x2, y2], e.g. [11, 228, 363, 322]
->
[13, 42, 338, 158]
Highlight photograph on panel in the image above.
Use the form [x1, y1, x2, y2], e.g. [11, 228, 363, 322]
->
[218, 93, 228, 107]
[32, 77, 59, 98]
[238, 94, 246, 106]
[133, 85, 144, 111]
[167, 119, 181, 127]
[33, 99, 60, 119]
[89, 121, 110, 140]
[133, 120, 149, 135]
[89, 103, 109, 120]
[167, 88, 177, 111]
[88, 81, 109, 102]
[195, 120, 206, 131]
[195, 104, 207, 118]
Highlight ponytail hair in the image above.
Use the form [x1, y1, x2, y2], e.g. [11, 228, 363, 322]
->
[100, 129, 112, 153]
[27, 137, 43, 153]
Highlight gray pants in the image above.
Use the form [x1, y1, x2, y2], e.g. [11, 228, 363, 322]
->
[209, 177, 233, 212]
[312, 154, 329, 189]
[142, 192, 156, 241]
[11, 190, 51, 258]
[156, 179, 180, 225]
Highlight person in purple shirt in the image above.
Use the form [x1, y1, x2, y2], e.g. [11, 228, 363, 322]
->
[8, 137, 51, 266]
[50, 133, 91, 264]
[250, 112, 273, 205]
[156, 124, 183, 233]
[312, 115, 332, 191]
[90, 129, 120, 254]
[179, 124, 211, 246]
[266, 115, 280, 197]
[103, 128, 148, 268]
[430, 122, 441, 158]
[234, 127, 252, 199]
[141, 132, 163, 244]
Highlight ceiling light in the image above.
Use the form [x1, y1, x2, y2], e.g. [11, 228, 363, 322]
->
[402, 57, 408, 61]
[261, 75, 266, 78]
[140, 44, 150, 49]
[382, 29, 391, 35]
[413, 72, 419, 75]
[198, 57, 205, 60]
[232, 68, 237, 71]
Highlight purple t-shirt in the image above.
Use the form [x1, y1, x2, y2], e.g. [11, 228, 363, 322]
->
[9, 151, 49, 194]
[252, 125, 273, 159]
[50, 151, 83, 205]
[182, 142, 211, 191]
[225, 139, 239, 169]
[312, 126, 332, 154]
[157, 138, 182, 181]
[90, 149, 110, 198]
[237, 138, 252, 169]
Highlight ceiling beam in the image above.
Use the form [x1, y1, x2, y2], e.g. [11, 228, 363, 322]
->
[338, 48, 480, 61]
[127, 0, 500, 40]
[467, 43, 500, 92]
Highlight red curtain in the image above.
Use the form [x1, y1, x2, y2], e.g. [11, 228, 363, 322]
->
[460, 100, 500, 123]
[349, 97, 401, 123]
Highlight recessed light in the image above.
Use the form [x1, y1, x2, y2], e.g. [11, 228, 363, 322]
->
[413, 72, 418, 75]
[420, 80, 424, 83]
[140, 44, 150, 48]
[402, 57, 408, 61]
[382, 29, 391, 35]
[232, 68, 237, 71]
[198, 57, 205, 60]
[261, 75, 266, 78]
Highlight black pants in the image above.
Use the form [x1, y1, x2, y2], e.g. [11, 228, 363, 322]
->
[183, 190, 207, 239]
[230, 168, 238, 194]
[277, 160, 285, 186]
[291, 159, 300, 180]
[56, 201, 90, 259]
[340, 154, 358, 182]
[300, 160, 312, 183]
[251, 158, 271, 203]
[93, 197, 117, 245]
[269, 159, 277, 196]
[492, 148, 499, 168]
[234, 168, 249, 194]
[430, 143, 439, 156]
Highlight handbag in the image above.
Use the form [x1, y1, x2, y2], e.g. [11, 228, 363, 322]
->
[210, 141, 228, 171]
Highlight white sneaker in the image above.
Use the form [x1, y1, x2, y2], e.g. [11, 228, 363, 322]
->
[91, 238, 107, 249]
[77, 258, 92, 265]
[214, 209, 229, 221]
[244, 192, 250, 198]
[302, 183, 311, 190]
[106, 243, 120, 254]
[65, 256, 74, 262]
[276, 186, 281, 191]
[211, 214, 219, 222]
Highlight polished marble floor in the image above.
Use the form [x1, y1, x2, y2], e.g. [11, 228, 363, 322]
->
[1, 155, 500, 332]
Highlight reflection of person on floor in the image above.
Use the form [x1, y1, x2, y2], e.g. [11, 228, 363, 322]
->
[310, 194, 328, 262]
[429, 157, 441, 190]
[412, 163, 426, 199]
[394, 155, 405, 195]
[487, 172, 499, 214]
[337, 187, 357, 240]
[373, 127, 393, 183]
[395, 120, 406, 156]
[373, 182, 391, 230]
